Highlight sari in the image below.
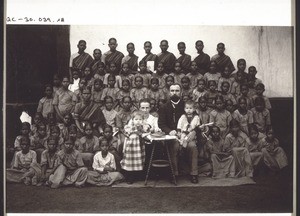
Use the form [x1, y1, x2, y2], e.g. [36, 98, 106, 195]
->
[70, 52, 93, 74]
[141, 53, 157, 62]
[122, 55, 139, 71]
[193, 52, 210, 75]
[90, 59, 102, 75]
[157, 51, 176, 73]
[74, 101, 107, 129]
[211, 54, 235, 73]
[177, 54, 191, 74]
[102, 50, 124, 71]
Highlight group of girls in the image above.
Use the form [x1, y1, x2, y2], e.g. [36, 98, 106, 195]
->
[6, 40, 288, 187]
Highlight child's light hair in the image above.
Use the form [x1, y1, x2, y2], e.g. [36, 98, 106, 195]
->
[184, 100, 196, 108]
[131, 110, 144, 120]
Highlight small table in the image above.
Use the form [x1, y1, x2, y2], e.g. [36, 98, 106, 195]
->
[144, 134, 177, 186]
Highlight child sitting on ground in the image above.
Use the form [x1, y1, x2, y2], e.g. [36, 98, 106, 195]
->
[86, 137, 124, 186]
[223, 119, 253, 177]
[48, 139, 88, 189]
[207, 125, 235, 178]
[245, 124, 265, 174]
[261, 126, 288, 171]
[7, 137, 41, 186]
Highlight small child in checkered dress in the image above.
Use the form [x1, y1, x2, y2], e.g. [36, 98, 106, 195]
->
[120, 111, 150, 184]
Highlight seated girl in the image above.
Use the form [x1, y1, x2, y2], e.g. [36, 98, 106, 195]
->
[223, 119, 253, 178]
[261, 126, 288, 172]
[87, 137, 124, 186]
[6, 137, 41, 186]
[207, 126, 235, 178]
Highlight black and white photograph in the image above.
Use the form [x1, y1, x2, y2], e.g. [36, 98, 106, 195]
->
[4, 1, 295, 215]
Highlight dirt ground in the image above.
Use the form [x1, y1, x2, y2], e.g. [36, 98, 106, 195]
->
[5, 167, 293, 214]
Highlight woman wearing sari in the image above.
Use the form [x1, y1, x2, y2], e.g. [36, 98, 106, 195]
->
[101, 38, 124, 72]
[69, 40, 93, 79]
[157, 40, 177, 74]
[121, 43, 139, 72]
[74, 87, 106, 136]
[90, 49, 102, 75]
[141, 41, 157, 71]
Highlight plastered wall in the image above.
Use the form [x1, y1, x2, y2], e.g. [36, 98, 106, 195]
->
[70, 26, 293, 97]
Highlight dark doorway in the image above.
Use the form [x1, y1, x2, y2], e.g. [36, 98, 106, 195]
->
[6, 25, 70, 148]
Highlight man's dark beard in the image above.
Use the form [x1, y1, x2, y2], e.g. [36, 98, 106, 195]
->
[170, 94, 180, 102]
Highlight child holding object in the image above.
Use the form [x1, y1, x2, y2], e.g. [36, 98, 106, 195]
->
[87, 137, 124, 186]
[120, 111, 150, 184]
[177, 100, 200, 149]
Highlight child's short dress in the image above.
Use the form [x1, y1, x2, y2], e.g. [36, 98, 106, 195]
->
[120, 125, 146, 171]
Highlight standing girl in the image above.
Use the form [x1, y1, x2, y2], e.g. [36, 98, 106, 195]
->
[121, 111, 150, 184]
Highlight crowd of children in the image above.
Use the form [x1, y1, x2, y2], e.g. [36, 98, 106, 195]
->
[6, 38, 288, 188]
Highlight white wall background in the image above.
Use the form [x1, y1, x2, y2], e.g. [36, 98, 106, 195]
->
[70, 26, 293, 98]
